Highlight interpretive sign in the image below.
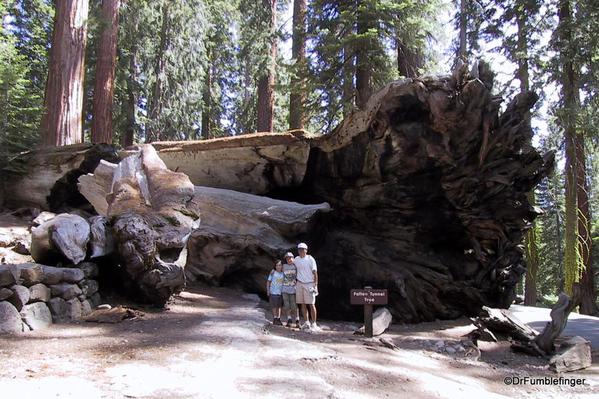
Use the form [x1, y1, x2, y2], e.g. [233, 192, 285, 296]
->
[350, 289, 388, 305]
[350, 287, 388, 338]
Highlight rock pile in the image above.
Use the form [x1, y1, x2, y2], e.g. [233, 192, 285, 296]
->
[0, 262, 100, 334]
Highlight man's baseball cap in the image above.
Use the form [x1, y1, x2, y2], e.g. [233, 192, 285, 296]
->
[284, 252, 294, 258]
[297, 243, 308, 249]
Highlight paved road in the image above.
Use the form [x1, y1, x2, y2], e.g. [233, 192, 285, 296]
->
[510, 304, 599, 349]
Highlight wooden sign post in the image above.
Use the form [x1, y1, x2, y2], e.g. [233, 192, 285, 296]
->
[350, 286, 388, 338]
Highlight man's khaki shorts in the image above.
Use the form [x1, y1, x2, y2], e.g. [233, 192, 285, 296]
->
[296, 281, 316, 305]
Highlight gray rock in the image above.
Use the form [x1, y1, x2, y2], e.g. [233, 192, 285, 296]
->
[435, 340, 445, 348]
[445, 347, 456, 354]
[50, 283, 82, 300]
[455, 345, 465, 352]
[31, 213, 90, 265]
[550, 336, 592, 372]
[65, 298, 82, 320]
[41, 265, 64, 285]
[78, 294, 87, 301]
[0, 287, 13, 301]
[80, 299, 92, 316]
[89, 292, 102, 308]
[79, 279, 99, 297]
[0, 301, 24, 334]
[47, 297, 67, 322]
[16, 263, 43, 286]
[20, 302, 52, 330]
[78, 262, 99, 278]
[7, 285, 30, 311]
[29, 283, 51, 303]
[0, 266, 19, 287]
[62, 267, 84, 283]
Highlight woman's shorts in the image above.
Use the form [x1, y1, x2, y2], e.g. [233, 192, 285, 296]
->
[269, 294, 283, 307]
[282, 292, 296, 310]
[296, 281, 316, 305]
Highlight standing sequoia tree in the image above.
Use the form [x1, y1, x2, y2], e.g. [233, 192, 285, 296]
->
[256, 0, 277, 132]
[91, 0, 121, 144]
[41, 0, 89, 146]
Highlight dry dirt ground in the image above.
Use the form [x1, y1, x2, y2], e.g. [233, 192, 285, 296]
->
[1, 284, 597, 399]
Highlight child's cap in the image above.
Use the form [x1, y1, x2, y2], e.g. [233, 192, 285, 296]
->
[284, 252, 294, 258]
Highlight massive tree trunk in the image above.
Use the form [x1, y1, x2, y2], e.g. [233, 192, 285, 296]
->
[41, 0, 89, 146]
[516, 5, 540, 307]
[91, 0, 121, 144]
[121, 5, 139, 148]
[355, 0, 372, 109]
[576, 137, 597, 315]
[558, 0, 584, 301]
[147, 3, 169, 143]
[289, 0, 306, 130]
[342, 2, 355, 117]
[458, 0, 467, 60]
[256, 0, 277, 132]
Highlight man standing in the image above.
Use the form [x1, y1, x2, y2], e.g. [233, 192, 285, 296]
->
[294, 242, 319, 331]
[282, 252, 300, 328]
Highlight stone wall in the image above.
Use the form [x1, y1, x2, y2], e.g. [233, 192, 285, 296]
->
[0, 262, 100, 334]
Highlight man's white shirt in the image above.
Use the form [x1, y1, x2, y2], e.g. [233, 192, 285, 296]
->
[294, 255, 317, 283]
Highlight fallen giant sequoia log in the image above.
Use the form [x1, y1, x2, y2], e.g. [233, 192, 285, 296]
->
[178, 64, 553, 323]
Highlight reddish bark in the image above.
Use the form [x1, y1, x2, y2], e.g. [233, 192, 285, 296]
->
[91, 0, 121, 144]
[289, 0, 306, 130]
[41, 0, 89, 146]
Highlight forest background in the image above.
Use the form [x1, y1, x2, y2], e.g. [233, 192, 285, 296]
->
[0, 0, 598, 314]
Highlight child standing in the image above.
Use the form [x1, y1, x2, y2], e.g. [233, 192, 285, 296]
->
[267, 260, 285, 325]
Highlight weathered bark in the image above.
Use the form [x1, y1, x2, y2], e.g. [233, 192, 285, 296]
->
[289, 0, 306, 130]
[31, 214, 90, 265]
[185, 186, 330, 289]
[549, 336, 592, 372]
[79, 145, 197, 305]
[458, 0, 467, 60]
[41, 0, 89, 146]
[256, 0, 277, 132]
[534, 292, 575, 354]
[91, 0, 121, 144]
[355, 0, 372, 109]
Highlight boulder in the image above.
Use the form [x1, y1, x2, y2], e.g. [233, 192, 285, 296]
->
[78, 262, 99, 278]
[80, 299, 92, 316]
[79, 279, 99, 297]
[29, 283, 51, 303]
[31, 213, 90, 265]
[65, 298, 82, 320]
[550, 336, 592, 372]
[41, 265, 64, 285]
[0, 287, 14, 300]
[50, 283, 82, 300]
[0, 266, 19, 287]
[62, 267, 85, 283]
[355, 307, 393, 336]
[0, 301, 24, 334]
[20, 302, 52, 330]
[89, 292, 101, 308]
[16, 263, 43, 286]
[7, 284, 30, 311]
[47, 297, 68, 322]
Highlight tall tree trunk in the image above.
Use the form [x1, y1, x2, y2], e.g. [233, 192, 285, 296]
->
[457, 0, 467, 60]
[355, 0, 372, 109]
[91, 0, 120, 144]
[202, 45, 212, 139]
[289, 0, 306, 130]
[342, 2, 355, 117]
[256, 0, 276, 132]
[397, 40, 422, 78]
[559, 0, 582, 299]
[147, 3, 169, 143]
[41, 0, 89, 146]
[576, 137, 597, 314]
[121, 6, 138, 148]
[516, 5, 540, 307]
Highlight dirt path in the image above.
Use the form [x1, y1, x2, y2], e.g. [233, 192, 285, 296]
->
[0, 285, 597, 398]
